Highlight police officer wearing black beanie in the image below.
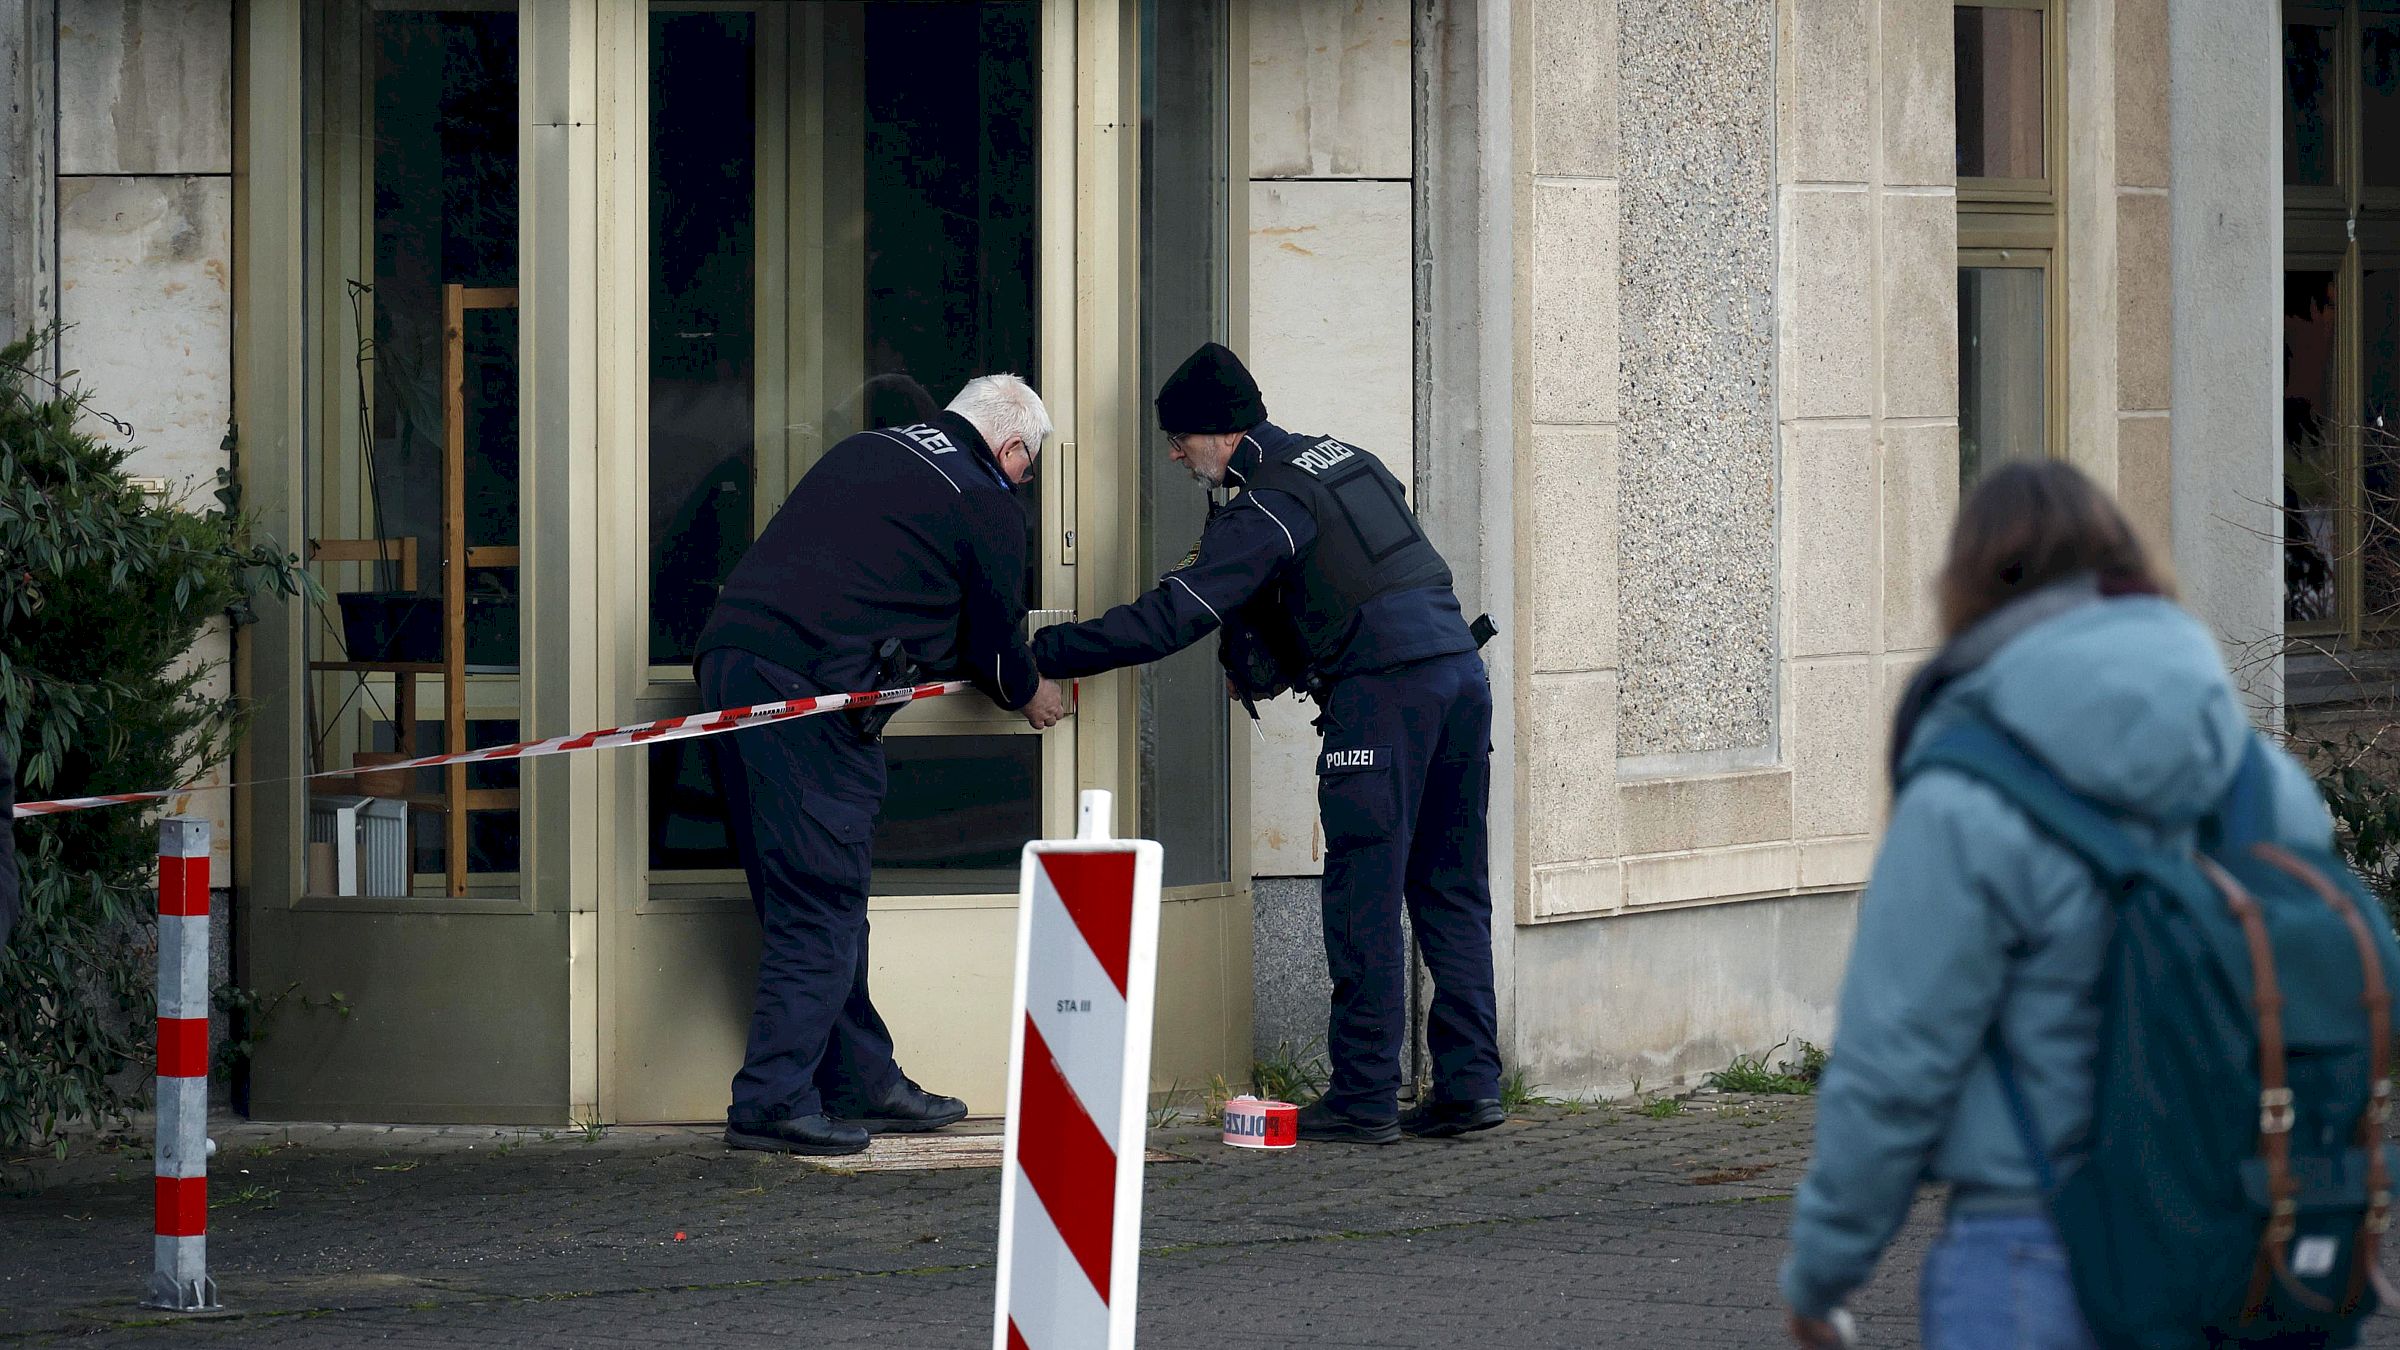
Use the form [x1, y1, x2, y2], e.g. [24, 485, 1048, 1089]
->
[1032, 342, 1502, 1144]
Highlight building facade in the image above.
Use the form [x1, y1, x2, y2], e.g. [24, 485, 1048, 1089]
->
[0, 0, 2281, 1122]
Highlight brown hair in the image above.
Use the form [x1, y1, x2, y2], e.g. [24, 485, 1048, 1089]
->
[1936, 460, 2169, 639]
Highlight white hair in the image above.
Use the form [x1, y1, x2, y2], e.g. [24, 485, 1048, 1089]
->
[946, 373, 1053, 458]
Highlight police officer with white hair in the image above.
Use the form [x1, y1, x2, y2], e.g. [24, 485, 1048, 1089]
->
[696, 373, 1070, 1156]
[1031, 343, 1502, 1145]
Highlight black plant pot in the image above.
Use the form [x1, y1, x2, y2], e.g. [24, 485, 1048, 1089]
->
[337, 592, 442, 665]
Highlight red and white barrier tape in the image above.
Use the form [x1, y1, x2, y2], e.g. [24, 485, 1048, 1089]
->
[11, 680, 974, 820]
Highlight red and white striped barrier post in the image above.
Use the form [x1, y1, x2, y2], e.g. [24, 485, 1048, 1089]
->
[993, 790, 1163, 1350]
[147, 814, 219, 1312]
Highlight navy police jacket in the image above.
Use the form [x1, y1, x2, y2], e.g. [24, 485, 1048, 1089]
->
[1031, 422, 1474, 685]
[695, 411, 1042, 710]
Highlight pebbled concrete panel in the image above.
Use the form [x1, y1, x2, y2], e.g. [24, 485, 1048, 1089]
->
[1252, 875, 1332, 1063]
[1614, 0, 1778, 761]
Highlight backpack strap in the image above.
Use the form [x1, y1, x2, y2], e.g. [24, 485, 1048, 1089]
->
[2207, 734, 2277, 850]
[1904, 717, 2157, 890]
[2252, 841, 2397, 1314]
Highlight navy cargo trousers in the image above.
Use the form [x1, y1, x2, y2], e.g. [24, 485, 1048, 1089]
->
[1312, 649, 1502, 1120]
[698, 648, 903, 1125]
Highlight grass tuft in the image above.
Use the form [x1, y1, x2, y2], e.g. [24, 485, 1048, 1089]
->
[1249, 1040, 1328, 1105]
[1703, 1039, 1827, 1096]
[1498, 1066, 1558, 1113]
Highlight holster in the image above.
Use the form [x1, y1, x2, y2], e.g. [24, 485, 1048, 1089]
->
[849, 637, 919, 741]
[1217, 591, 1314, 724]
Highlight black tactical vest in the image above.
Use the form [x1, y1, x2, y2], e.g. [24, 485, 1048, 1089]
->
[1240, 435, 1453, 681]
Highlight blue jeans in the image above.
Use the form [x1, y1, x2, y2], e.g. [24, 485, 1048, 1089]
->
[1921, 1214, 2099, 1350]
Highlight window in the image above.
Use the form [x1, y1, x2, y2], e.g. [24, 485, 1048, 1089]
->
[1955, 1, 2062, 485]
[2283, 2, 2400, 640]
[1139, 0, 1234, 888]
[300, 3, 525, 898]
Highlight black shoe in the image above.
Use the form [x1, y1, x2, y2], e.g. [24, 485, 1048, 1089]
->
[832, 1078, 969, 1135]
[724, 1113, 870, 1156]
[1400, 1097, 1506, 1139]
[1295, 1101, 1401, 1145]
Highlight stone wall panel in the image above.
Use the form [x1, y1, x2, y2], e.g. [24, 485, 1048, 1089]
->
[1531, 178, 1621, 426]
[1530, 428, 1619, 674]
[1249, 0, 1412, 179]
[1788, 422, 1877, 658]
[58, 0, 229, 175]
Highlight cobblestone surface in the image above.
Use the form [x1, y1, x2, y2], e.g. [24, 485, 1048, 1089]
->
[0, 1094, 2214, 1347]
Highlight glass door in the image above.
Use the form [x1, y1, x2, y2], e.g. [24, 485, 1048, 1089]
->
[639, 1, 1065, 903]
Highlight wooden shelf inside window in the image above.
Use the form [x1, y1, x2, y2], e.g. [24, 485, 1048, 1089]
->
[307, 283, 522, 899]
[309, 660, 447, 675]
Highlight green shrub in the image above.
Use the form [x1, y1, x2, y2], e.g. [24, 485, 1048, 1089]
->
[0, 332, 309, 1157]
[2304, 730, 2400, 933]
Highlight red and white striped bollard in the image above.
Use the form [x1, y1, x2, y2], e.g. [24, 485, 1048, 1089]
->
[993, 789, 1163, 1350]
[147, 814, 219, 1312]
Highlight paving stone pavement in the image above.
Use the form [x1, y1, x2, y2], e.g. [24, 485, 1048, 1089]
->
[0, 1095, 2377, 1348]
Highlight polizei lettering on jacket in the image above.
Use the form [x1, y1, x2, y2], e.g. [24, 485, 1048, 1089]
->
[1290, 439, 1359, 476]
[896, 424, 959, 456]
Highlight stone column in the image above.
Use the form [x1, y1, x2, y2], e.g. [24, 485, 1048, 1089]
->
[2167, 4, 2282, 711]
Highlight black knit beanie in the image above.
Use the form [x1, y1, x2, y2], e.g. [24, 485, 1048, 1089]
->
[1154, 342, 1267, 434]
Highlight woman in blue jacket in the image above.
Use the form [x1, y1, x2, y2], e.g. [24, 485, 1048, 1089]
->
[1782, 462, 2334, 1348]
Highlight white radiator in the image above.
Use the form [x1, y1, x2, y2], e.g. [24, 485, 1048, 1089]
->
[307, 795, 363, 895]
[356, 797, 409, 897]
[307, 794, 409, 896]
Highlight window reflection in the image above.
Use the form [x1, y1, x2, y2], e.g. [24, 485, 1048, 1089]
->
[1958, 265, 2047, 484]
[1955, 6, 2044, 181]
[2289, 23, 2338, 187]
[2364, 269, 2400, 623]
[649, 11, 757, 665]
[647, 735, 1039, 896]
[2286, 270, 2340, 625]
[2367, 25, 2400, 187]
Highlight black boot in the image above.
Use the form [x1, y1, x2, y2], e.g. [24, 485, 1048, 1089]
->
[1399, 1097, 1506, 1139]
[724, 1113, 871, 1156]
[832, 1078, 969, 1134]
[1295, 1101, 1400, 1145]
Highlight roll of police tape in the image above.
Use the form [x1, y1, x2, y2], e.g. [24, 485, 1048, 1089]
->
[10, 680, 974, 819]
[1220, 1096, 1297, 1149]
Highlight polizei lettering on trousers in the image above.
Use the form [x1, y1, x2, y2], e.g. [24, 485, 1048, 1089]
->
[1322, 749, 1380, 770]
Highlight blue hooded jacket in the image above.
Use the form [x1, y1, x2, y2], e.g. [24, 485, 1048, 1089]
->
[1780, 589, 2333, 1319]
